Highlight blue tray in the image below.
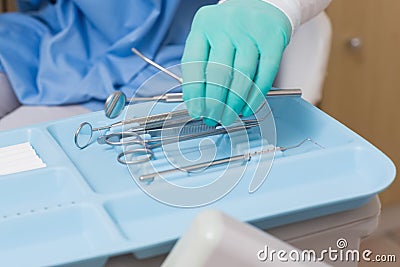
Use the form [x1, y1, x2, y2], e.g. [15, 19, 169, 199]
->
[0, 97, 395, 266]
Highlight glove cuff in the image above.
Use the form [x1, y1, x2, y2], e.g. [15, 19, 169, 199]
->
[219, 0, 331, 35]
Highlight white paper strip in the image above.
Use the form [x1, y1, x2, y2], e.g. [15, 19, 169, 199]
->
[0, 142, 46, 175]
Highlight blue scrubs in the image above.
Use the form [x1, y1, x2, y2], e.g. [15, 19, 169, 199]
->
[0, 0, 217, 110]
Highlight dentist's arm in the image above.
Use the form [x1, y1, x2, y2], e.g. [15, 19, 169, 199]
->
[182, 0, 331, 126]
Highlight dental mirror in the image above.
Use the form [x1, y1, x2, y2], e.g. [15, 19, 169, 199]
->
[74, 122, 94, 149]
[104, 91, 127, 119]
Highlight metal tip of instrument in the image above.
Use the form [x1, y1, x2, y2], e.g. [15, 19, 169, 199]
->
[131, 47, 183, 84]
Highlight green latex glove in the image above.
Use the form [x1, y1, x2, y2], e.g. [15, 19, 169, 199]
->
[182, 0, 292, 126]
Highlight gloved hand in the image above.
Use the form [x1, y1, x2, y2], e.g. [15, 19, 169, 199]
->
[182, 0, 292, 126]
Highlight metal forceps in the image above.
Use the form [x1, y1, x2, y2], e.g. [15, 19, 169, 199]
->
[97, 109, 266, 146]
[75, 100, 269, 149]
[97, 119, 215, 146]
[116, 121, 260, 165]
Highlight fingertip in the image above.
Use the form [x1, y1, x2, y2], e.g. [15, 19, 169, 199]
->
[223, 94, 245, 120]
[203, 117, 218, 127]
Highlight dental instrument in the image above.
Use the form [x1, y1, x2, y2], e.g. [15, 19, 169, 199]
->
[104, 91, 184, 119]
[74, 109, 190, 149]
[116, 120, 260, 165]
[132, 48, 183, 83]
[97, 110, 266, 146]
[77, 95, 272, 150]
[103, 48, 302, 119]
[96, 119, 216, 146]
[138, 138, 323, 181]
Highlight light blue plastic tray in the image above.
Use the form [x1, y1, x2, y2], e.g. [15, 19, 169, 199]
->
[0, 96, 395, 266]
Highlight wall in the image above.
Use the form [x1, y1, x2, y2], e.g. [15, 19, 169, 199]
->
[1, 0, 15, 12]
[321, 0, 400, 206]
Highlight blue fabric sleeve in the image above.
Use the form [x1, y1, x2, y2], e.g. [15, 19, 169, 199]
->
[16, 0, 49, 12]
